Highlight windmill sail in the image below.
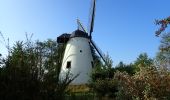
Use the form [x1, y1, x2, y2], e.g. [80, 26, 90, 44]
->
[90, 39, 108, 66]
[88, 0, 96, 38]
[77, 19, 87, 33]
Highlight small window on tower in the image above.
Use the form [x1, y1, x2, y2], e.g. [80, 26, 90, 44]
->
[80, 50, 82, 53]
[66, 61, 71, 69]
[91, 61, 94, 68]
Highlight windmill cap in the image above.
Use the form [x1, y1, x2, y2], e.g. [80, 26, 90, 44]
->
[57, 33, 71, 43]
[70, 30, 89, 38]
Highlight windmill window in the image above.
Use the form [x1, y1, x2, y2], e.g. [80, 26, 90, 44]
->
[66, 61, 71, 69]
[91, 61, 94, 68]
[80, 50, 82, 53]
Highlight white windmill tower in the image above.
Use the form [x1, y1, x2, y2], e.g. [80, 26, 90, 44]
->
[57, 0, 107, 85]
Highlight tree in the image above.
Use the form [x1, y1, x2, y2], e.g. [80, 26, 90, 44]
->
[155, 16, 170, 70]
[0, 39, 77, 100]
[156, 33, 170, 70]
[115, 61, 135, 75]
[0, 53, 4, 67]
[114, 54, 170, 100]
[134, 53, 153, 72]
[89, 54, 118, 98]
[0, 41, 41, 100]
[155, 16, 170, 37]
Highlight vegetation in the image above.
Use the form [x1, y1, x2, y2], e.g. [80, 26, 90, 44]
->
[155, 16, 170, 70]
[156, 32, 170, 70]
[88, 16, 170, 99]
[114, 55, 170, 99]
[0, 39, 77, 100]
[0, 16, 170, 100]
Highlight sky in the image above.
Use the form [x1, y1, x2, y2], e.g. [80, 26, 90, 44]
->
[0, 0, 170, 66]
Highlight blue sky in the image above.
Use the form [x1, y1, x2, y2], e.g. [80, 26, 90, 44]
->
[0, 0, 170, 66]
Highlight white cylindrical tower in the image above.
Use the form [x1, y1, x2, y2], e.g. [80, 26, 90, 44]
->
[60, 30, 93, 84]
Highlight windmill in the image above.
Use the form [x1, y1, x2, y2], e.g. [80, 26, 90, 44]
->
[57, 0, 107, 84]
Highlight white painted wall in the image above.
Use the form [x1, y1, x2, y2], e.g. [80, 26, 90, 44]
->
[60, 37, 93, 85]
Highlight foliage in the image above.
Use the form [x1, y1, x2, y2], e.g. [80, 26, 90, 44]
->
[0, 54, 4, 67]
[0, 16, 170, 99]
[115, 54, 170, 99]
[111, 16, 170, 99]
[90, 54, 137, 98]
[90, 51, 170, 99]
[115, 61, 135, 75]
[156, 33, 170, 70]
[90, 78, 117, 98]
[134, 53, 153, 72]
[91, 54, 114, 80]
[0, 39, 77, 100]
[155, 16, 170, 70]
[89, 54, 118, 98]
[155, 16, 170, 36]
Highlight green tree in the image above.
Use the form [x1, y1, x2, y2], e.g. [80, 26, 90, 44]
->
[134, 53, 153, 72]
[89, 54, 118, 98]
[115, 61, 135, 75]
[0, 39, 77, 100]
[0, 41, 41, 100]
[115, 54, 170, 100]
[156, 33, 170, 70]
[155, 16, 170, 70]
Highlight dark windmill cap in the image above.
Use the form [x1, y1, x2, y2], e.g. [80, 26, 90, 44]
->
[70, 30, 89, 38]
[57, 33, 71, 43]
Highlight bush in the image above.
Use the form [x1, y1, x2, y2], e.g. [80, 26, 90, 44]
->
[0, 39, 77, 100]
[115, 65, 170, 100]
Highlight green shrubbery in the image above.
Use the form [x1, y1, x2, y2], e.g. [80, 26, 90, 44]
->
[89, 53, 170, 99]
[0, 39, 77, 100]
